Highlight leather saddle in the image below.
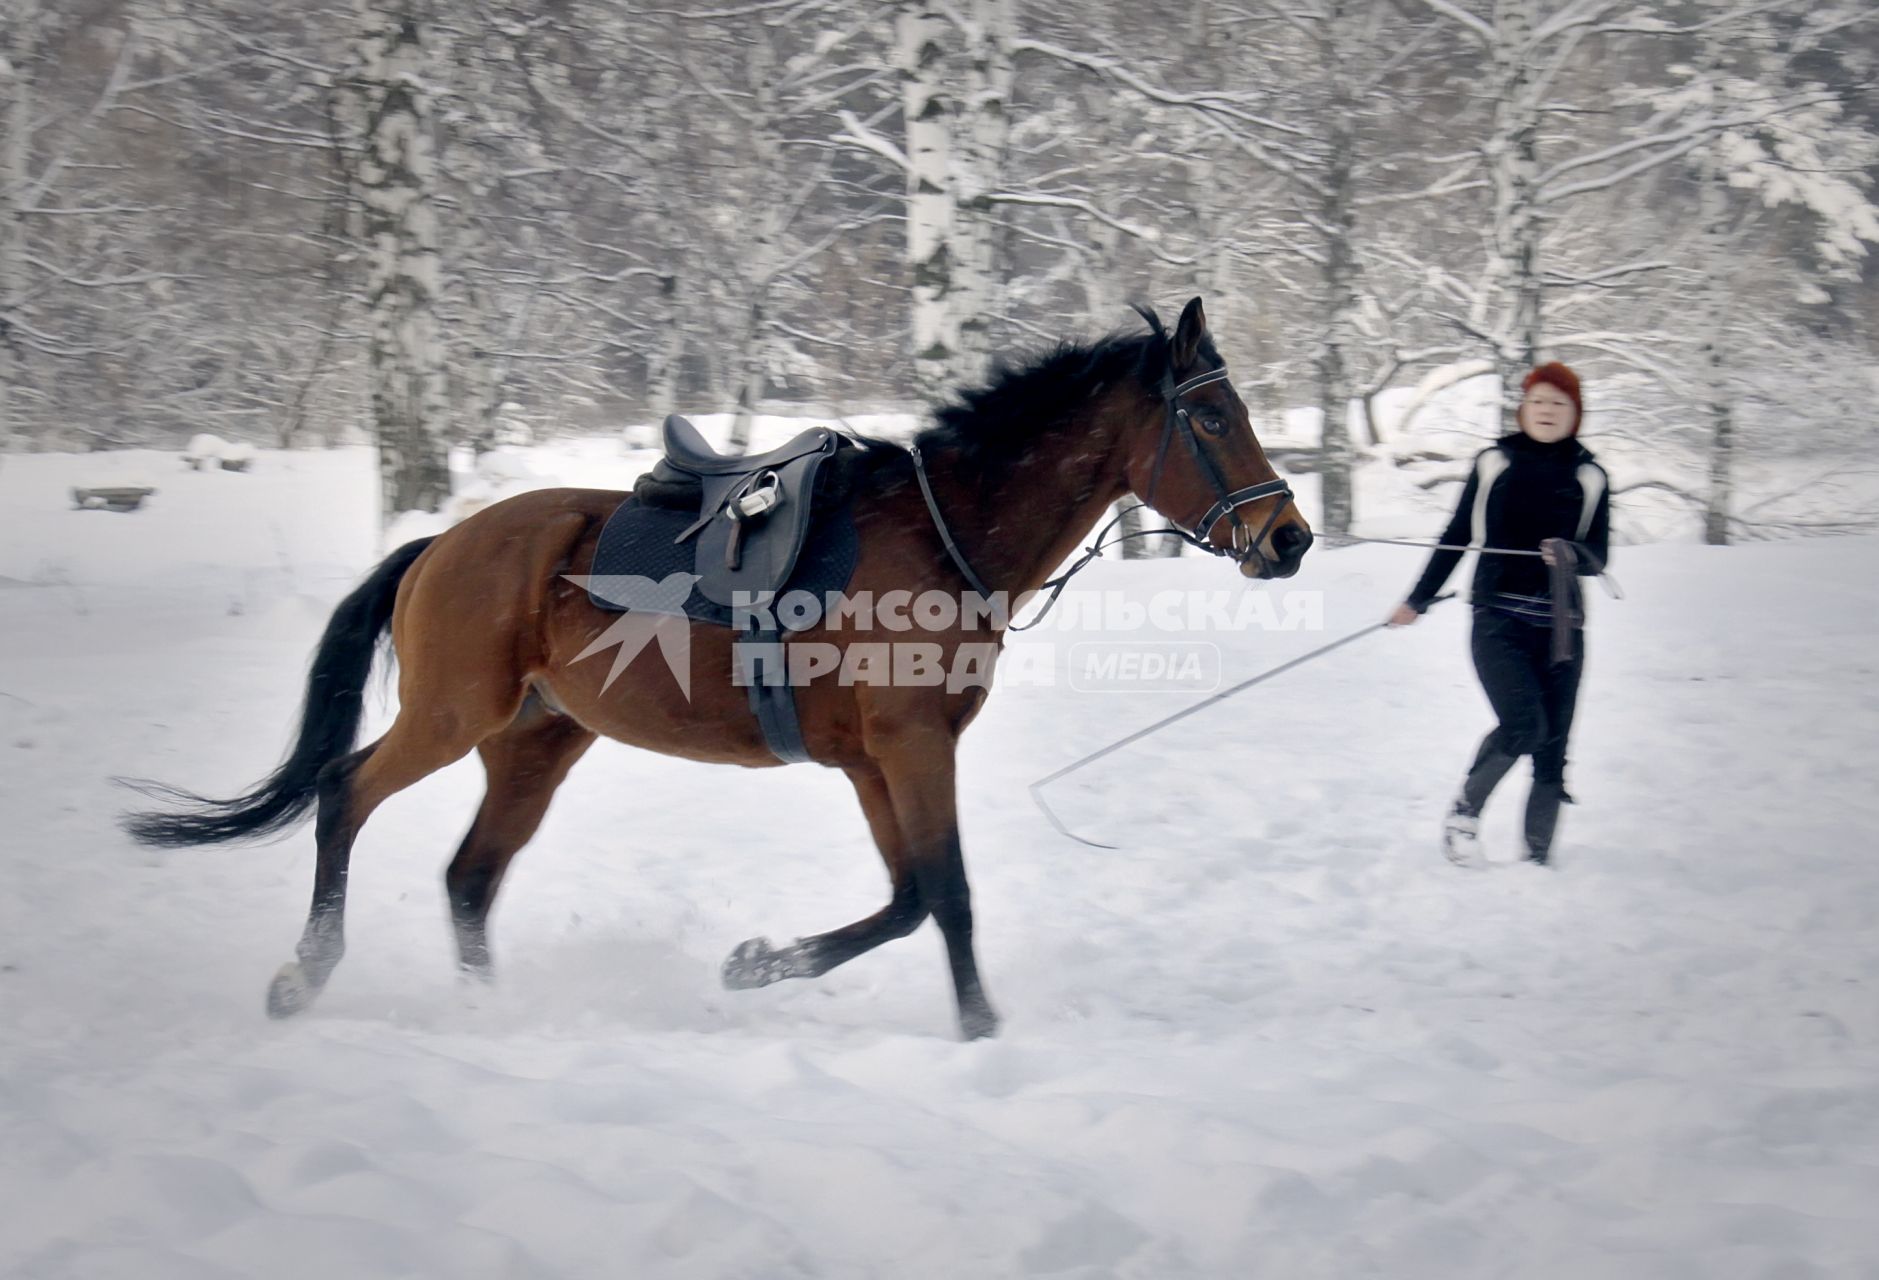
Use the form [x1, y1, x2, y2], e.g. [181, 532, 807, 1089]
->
[640, 414, 846, 608]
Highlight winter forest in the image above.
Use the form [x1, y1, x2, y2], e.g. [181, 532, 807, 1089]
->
[10, 5, 1879, 1274]
[4, 0, 1874, 542]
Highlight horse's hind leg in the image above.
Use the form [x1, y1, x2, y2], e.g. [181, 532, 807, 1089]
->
[722, 765, 929, 989]
[447, 697, 595, 980]
[264, 744, 377, 1017]
[266, 712, 491, 1018]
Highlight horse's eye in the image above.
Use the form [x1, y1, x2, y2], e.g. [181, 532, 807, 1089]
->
[1201, 416, 1227, 436]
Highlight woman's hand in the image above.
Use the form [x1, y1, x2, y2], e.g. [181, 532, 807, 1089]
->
[1386, 603, 1420, 628]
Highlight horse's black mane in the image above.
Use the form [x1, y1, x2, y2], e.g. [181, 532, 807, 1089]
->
[845, 318, 1219, 489]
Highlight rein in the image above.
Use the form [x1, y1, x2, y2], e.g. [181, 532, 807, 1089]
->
[1319, 531, 1620, 597]
[911, 442, 1141, 632]
[1319, 533, 1542, 556]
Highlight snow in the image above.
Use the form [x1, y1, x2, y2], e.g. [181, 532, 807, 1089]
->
[3, 440, 1877, 1278]
[179, 434, 258, 472]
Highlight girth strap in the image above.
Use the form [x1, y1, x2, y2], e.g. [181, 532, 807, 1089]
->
[735, 623, 813, 764]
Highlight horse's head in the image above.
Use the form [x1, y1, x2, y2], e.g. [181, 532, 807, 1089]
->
[1120, 297, 1313, 579]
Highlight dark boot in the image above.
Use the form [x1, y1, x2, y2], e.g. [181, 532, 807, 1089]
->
[1524, 781, 1574, 864]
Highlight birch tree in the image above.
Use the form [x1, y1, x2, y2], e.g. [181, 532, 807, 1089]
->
[1661, 1, 1879, 543]
[1228, 0, 1450, 532]
[852, 4, 1214, 398]
[892, 1, 970, 396]
[1395, 1, 1694, 420]
[338, 2, 450, 519]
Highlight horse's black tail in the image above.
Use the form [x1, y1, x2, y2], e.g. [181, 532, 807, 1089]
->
[121, 537, 437, 848]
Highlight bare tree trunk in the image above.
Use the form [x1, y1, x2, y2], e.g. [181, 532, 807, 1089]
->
[646, 270, 683, 432]
[280, 125, 350, 450]
[1070, 219, 1168, 559]
[726, 34, 783, 456]
[1701, 368, 1735, 546]
[1698, 26, 1736, 546]
[0, 0, 37, 453]
[344, 2, 450, 521]
[1114, 502, 1146, 558]
[278, 318, 341, 449]
[1486, 0, 1541, 425]
[898, 1, 958, 399]
[453, 212, 501, 457]
[626, 269, 683, 449]
[1314, 2, 1360, 536]
[1315, 258, 1356, 534]
[952, 0, 1014, 382]
[727, 295, 767, 455]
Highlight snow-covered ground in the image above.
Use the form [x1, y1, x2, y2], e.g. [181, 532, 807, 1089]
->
[2, 442, 1876, 1279]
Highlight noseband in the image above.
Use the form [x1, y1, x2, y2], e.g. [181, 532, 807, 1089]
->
[1141, 364, 1296, 576]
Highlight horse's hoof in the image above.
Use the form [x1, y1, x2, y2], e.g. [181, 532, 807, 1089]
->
[721, 937, 798, 990]
[959, 1004, 1001, 1041]
[265, 962, 319, 1019]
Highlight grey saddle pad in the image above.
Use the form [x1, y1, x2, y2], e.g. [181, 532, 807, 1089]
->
[585, 496, 860, 629]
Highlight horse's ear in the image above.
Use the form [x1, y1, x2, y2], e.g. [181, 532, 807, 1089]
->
[1128, 301, 1165, 339]
[1172, 296, 1208, 370]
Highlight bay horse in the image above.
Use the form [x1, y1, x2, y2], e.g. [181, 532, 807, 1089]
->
[124, 298, 1313, 1039]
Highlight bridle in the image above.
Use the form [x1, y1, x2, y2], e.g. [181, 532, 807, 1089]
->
[909, 336, 1298, 631]
[1140, 362, 1295, 575]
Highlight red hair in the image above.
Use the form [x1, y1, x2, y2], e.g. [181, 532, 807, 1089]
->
[1521, 362, 1583, 434]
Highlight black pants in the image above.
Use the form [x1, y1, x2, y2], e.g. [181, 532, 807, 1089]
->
[1460, 608, 1584, 834]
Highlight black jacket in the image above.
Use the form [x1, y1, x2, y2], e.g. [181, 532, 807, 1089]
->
[1407, 432, 1610, 614]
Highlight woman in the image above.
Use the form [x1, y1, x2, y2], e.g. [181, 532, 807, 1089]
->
[1387, 362, 1611, 867]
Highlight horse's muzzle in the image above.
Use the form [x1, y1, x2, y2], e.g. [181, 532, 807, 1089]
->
[1240, 523, 1313, 579]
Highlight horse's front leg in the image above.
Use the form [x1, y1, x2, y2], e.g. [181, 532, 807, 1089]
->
[720, 728, 998, 1041]
[877, 728, 997, 1040]
[721, 764, 929, 989]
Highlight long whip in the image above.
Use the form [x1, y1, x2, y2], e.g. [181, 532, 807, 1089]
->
[1029, 595, 1454, 848]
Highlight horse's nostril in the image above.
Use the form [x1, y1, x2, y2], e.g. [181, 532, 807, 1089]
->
[1273, 525, 1313, 559]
